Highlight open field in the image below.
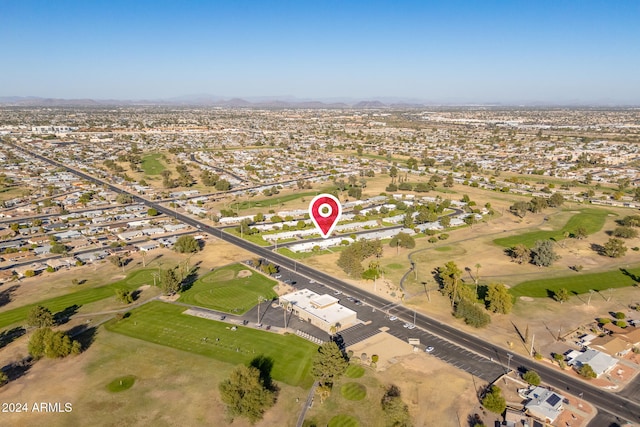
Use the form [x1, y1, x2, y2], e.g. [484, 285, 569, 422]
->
[178, 263, 277, 313]
[0, 327, 307, 427]
[106, 301, 316, 387]
[140, 153, 167, 175]
[0, 269, 155, 329]
[493, 208, 610, 248]
[510, 266, 640, 298]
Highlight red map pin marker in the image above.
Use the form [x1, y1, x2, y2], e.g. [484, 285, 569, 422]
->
[309, 194, 342, 239]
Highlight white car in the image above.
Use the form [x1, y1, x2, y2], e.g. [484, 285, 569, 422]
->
[425, 346, 434, 353]
[389, 316, 398, 321]
[402, 322, 411, 328]
[406, 324, 416, 330]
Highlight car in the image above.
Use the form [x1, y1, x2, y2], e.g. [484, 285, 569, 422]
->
[220, 315, 226, 321]
[274, 274, 282, 279]
[402, 322, 411, 328]
[334, 290, 342, 295]
[266, 325, 271, 331]
[309, 279, 316, 284]
[406, 324, 416, 330]
[242, 320, 249, 325]
[256, 323, 263, 328]
[425, 346, 434, 353]
[389, 316, 398, 321]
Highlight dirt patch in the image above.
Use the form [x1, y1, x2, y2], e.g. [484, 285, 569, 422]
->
[237, 269, 252, 278]
[158, 294, 179, 302]
[347, 332, 415, 370]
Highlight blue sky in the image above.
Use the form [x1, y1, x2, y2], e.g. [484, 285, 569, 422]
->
[2, 0, 639, 104]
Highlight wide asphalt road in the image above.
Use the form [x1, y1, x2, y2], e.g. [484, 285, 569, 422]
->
[15, 143, 640, 425]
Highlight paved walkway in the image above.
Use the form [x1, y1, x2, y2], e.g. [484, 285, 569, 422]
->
[296, 381, 318, 427]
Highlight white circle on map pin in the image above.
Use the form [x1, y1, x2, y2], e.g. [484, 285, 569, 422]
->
[318, 203, 332, 218]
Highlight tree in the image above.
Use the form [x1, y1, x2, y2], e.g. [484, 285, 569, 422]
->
[554, 288, 570, 303]
[160, 267, 181, 295]
[389, 232, 415, 254]
[578, 364, 597, 379]
[612, 226, 638, 239]
[389, 166, 398, 183]
[509, 244, 530, 264]
[50, 243, 67, 254]
[522, 370, 541, 386]
[147, 208, 159, 216]
[602, 238, 627, 258]
[482, 385, 506, 414]
[26, 305, 54, 328]
[0, 370, 7, 387]
[454, 299, 491, 328]
[116, 193, 133, 204]
[109, 255, 126, 272]
[28, 327, 81, 359]
[215, 179, 231, 191]
[218, 364, 276, 423]
[437, 261, 463, 306]
[509, 201, 529, 218]
[174, 235, 200, 253]
[311, 341, 348, 387]
[573, 226, 588, 239]
[530, 240, 559, 267]
[548, 192, 565, 207]
[486, 283, 513, 314]
[115, 288, 134, 304]
[440, 215, 451, 228]
[381, 385, 412, 427]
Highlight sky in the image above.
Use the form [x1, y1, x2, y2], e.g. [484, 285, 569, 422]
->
[1, 0, 639, 104]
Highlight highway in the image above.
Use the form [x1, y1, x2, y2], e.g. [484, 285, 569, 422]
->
[13, 143, 640, 424]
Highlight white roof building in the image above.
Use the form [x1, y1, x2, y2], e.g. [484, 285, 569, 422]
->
[523, 386, 565, 423]
[567, 348, 618, 377]
[279, 289, 358, 334]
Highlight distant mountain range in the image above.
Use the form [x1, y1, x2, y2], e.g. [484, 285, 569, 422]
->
[0, 95, 633, 108]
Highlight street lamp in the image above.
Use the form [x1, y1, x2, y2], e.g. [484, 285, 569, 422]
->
[506, 353, 514, 374]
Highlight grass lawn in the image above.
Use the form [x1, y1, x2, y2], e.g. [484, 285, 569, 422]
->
[141, 153, 166, 175]
[0, 269, 155, 329]
[105, 301, 316, 387]
[179, 263, 277, 313]
[230, 191, 319, 211]
[224, 228, 271, 246]
[328, 415, 360, 427]
[493, 208, 609, 248]
[344, 365, 365, 378]
[341, 382, 367, 400]
[510, 266, 640, 298]
[106, 375, 137, 392]
[276, 247, 335, 259]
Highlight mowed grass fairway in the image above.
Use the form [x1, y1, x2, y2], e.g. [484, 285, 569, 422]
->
[106, 301, 316, 387]
[179, 263, 277, 313]
[510, 266, 640, 298]
[141, 153, 166, 175]
[0, 270, 154, 329]
[493, 208, 609, 248]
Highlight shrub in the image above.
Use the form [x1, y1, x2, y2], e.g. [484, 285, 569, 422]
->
[599, 318, 611, 324]
[615, 321, 627, 328]
[614, 312, 626, 319]
[371, 354, 379, 363]
[534, 352, 543, 360]
[522, 370, 541, 386]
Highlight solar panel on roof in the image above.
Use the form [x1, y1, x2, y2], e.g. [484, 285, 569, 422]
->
[545, 394, 561, 407]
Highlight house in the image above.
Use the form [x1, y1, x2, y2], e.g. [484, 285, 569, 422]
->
[567, 348, 618, 377]
[589, 335, 632, 357]
[618, 327, 640, 347]
[136, 241, 160, 252]
[279, 289, 357, 334]
[523, 386, 565, 424]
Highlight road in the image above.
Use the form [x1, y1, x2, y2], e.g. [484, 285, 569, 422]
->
[12, 143, 640, 424]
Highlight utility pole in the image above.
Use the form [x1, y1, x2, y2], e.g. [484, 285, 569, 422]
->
[530, 334, 535, 356]
[507, 353, 513, 374]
